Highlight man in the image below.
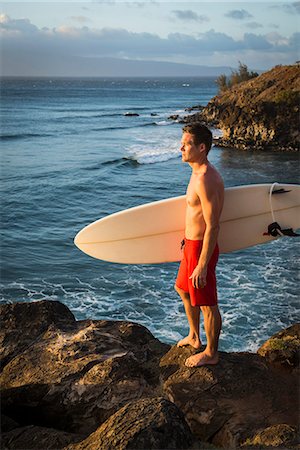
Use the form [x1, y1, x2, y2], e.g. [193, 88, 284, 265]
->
[175, 123, 224, 368]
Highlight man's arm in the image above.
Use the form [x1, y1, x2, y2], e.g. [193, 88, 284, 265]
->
[190, 175, 222, 289]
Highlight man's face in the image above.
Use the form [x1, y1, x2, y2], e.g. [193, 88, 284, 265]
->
[180, 132, 203, 163]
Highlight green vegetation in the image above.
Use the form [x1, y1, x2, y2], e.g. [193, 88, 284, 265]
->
[216, 62, 259, 93]
[273, 89, 299, 106]
[265, 336, 300, 351]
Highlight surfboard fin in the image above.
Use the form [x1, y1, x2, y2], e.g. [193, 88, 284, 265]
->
[264, 222, 300, 237]
[271, 188, 291, 195]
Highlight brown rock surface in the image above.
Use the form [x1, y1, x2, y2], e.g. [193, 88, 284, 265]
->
[0, 300, 169, 436]
[257, 323, 300, 371]
[65, 397, 193, 450]
[243, 424, 299, 448]
[1, 300, 299, 450]
[1, 425, 82, 450]
[160, 344, 299, 449]
[0, 300, 76, 368]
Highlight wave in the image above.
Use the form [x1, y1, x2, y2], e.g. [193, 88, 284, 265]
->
[82, 157, 140, 170]
[211, 127, 224, 139]
[155, 120, 170, 126]
[1, 132, 53, 141]
[52, 112, 125, 121]
[83, 151, 179, 169]
[103, 157, 141, 167]
[126, 141, 181, 165]
[91, 121, 172, 132]
[53, 106, 151, 114]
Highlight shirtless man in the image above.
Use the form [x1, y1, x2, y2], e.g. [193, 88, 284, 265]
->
[175, 123, 224, 368]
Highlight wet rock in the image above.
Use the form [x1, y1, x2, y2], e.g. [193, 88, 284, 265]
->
[124, 112, 139, 116]
[185, 105, 204, 112]
[65, 397, 194, 450]
[257, 323, 300, 371]
[168, 114, 179, 121]
[160, 345, 299, 449]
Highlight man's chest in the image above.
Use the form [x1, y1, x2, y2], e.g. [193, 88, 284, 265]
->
[186, 180, 201, 208]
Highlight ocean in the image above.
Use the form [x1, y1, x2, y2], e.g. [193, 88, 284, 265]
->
[1, 77, 299, 352]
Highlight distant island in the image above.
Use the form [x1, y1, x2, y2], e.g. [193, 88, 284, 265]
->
[183, 64, 300, 151]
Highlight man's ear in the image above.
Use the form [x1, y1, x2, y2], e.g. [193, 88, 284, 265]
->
[199, 143, 206, 154]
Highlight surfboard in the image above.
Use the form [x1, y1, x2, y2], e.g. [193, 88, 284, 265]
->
[74, 183, 300, 264]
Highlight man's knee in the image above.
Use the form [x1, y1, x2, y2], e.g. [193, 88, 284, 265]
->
[174, 283, 182, 294]
[200, 304, 219, 315]
[174, 284, 190, 300]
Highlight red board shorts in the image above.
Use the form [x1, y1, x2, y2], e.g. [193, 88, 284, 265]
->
[175, 238, 219, 307]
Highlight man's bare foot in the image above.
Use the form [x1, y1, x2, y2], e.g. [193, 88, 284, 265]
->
[185, 351, 219, 367]
[177, 335, 201, 349]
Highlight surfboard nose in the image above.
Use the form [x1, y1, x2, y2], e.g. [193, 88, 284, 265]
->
[74, 229, 84, 248]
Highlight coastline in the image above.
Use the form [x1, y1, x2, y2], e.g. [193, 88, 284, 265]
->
[1, 300, 299, 450]
[174, 64, 300, 153]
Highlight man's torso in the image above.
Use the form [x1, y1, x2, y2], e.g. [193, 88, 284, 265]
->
[185, 164, 224, 240]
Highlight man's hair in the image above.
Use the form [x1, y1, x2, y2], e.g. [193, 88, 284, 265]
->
[182, 123, 213, 154]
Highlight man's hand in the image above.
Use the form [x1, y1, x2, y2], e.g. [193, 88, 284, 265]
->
[189, 265, 207, 289]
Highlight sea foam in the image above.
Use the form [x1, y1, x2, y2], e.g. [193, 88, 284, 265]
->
[126, 140, 180, 164]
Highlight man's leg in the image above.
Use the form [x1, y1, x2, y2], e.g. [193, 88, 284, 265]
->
[185, 305, 221, 367]
[174, 284, 201, 349]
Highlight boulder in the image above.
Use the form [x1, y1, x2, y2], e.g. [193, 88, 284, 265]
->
[1, 425, 82, 450]
[1, 300, 299, 450]
[243, 424, 299, 448]
[0, 300, 76, 368]
[185, 105, 204, 112]
[160, 345, 299, 449]
[0, 300, 170, 436]
[257, 323, 300, 371]
[65, 397, 194, 450]
[1, 414, 20, 433]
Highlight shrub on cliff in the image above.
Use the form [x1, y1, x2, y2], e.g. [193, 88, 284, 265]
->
[217, 61, 258, 92]
[273, 89, 300, 106]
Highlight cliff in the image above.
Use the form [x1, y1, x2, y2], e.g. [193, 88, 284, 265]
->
[185, 65, 300, 151]
[1, 300, 299, 450]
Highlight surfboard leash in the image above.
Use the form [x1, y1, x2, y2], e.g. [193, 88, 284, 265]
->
[264, 182, 299, 237]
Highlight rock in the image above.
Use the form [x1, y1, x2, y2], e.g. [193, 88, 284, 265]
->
[1, 414, 19, 433]
[160, 345, 299, 449]
[168, 114, 179, 120]
[1, 425, 82, 450]
[185, 105, 204, 112]
[243, 424, 299, 448]
[1, 300, 299, 450]
[183, 65, 300, 151]
[0, 300, 170, 436]
[257, 323, 300, 371]
[124, 112, 139, 116]
[150, 112, 158, 116]
[65, 397, 194, 450]
[0, 300, 76, 368]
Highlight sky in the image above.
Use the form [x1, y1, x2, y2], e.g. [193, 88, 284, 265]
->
[1, 1, 299, 76]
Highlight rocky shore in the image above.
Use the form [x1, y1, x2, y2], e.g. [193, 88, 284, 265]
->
[1, 300, 299, 450]
[176, 64, 300, 151]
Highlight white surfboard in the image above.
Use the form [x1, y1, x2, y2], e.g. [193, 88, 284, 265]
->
[74, 183, 300, 264]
